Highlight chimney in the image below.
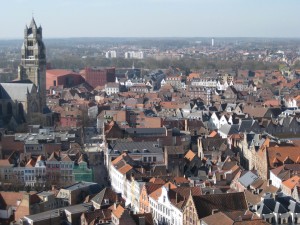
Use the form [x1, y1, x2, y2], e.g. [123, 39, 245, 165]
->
[212, 209, 219, 215]
[138, 216, 146, 225]
[157, 138, 162, 148]
[116, 193, 121, 204]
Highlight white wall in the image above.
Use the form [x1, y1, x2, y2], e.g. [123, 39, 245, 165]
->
[269, 171, 282, 189]
[0, 207, 12, 219]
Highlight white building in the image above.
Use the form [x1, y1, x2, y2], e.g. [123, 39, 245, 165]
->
[208, 112, 231, 130]
[105, 82, 120, 95]
[125, 51, 144, 59]
[105, 50, 117, 58]
[149, 185, 184, 225]
[109, 159, 130, 196]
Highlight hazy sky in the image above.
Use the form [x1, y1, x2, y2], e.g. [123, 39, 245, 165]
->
[1, 0, 300, 38]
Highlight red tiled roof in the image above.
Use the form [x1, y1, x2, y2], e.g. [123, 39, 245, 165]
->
[118, 164, 133, 175]
[47, 69, 81, 77]
[267, 146, 300, 168]
[0, 159, 13, 167]
[173, 176, 189, 184]
[26, 158, 36, 167]
[149, 177, 165, 185]
[282, 175, 300, 190]
[184, 150, 196, 161]
[112, 204, 125, 219]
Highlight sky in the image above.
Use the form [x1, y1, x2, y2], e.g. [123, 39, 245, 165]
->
[1, 0, 300, 39]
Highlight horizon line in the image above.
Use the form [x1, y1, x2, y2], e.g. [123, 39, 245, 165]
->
[1, 36, 300, 41]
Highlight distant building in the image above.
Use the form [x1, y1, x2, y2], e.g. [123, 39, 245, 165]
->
[73, 155, 93, 183]
[125, 51, 144, 59]
[82, 67, 116, 88]
[105, 50, 117, 58]
[46, 69, 85, 89]
[105, 82, 120, 95]
[56, 181, 101, 205]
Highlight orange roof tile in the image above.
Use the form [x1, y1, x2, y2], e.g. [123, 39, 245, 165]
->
[118, 164, 133, 175]
[267, 146, 300, 168]
[0, 159, 13, 167]
[112, 205, 125, 219]
[209, 131, 218, 137]
[173, 176, 189, 184]
[149, 177, 166, 185]
[47, 69, 81, 77]
[112, 153, 127, 165]
[282, 175, 300, 190]
[26, 158, 36, 167]
[184, 150, 196, 161]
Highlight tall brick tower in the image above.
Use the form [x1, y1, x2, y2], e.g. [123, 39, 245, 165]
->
[18, 17, 46, 112]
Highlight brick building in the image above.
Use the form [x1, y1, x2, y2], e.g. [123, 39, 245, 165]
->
[46, 69, 85, 90]
[82, 67, 116, 88]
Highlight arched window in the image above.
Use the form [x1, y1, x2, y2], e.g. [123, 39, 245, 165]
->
[31, 101, 38, 113]
[19, 103, 25, 122]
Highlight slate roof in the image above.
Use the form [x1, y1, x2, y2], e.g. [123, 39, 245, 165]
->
[164, 145, 185, 155]
[200, 137, 228, 151]
[257, 203, 272, 215]
[287, 200, 300, 213]
[62, 182, 101, 193]
[0, 83, 35, 101]
[238, 171, 259, 188]
[257, 198, 288, 215]
[82, 208, 111, 224]
[219, 124, 239, 136]
[192, 192, 248, 219]
[125, 127, 166, 136]
[274, 201, 288, 213]
[91, 187, 123, 207]
[109, 141, 163, 154]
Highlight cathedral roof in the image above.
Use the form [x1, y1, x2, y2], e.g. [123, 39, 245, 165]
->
[0, 83, 35, 101]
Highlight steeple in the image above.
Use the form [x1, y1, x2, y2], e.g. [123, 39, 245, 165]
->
[18, 18, 46, 112]
[29, 17, 37, 29]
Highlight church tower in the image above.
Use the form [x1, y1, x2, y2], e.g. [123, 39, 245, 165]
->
[18, 18, 46, 112]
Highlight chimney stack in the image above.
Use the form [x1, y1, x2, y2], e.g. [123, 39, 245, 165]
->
[138, 216, 146, 225]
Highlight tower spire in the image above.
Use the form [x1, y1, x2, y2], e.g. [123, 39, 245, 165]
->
[18, 18, 46, 112]
[29, 16, 37, 29]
